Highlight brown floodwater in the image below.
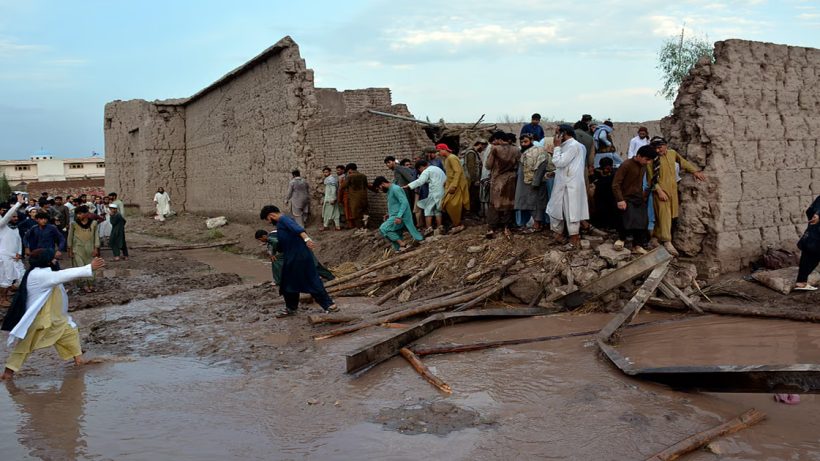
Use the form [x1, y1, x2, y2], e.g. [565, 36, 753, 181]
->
[183, 248, 272, 284]
[2, 306, 819, 460]
[616, 315, 820, 368]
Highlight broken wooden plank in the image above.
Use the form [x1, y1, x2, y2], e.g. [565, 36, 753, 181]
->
[308, 313, 361, 325]
[647, 298, 820, 323]
[598, 261, 671, 343]
[327, 270, 414, 294]
[453, 274, 520, 312]
[132, 239, 240, 251]
[660, 280, 704, 314]
[374, 263, 437, 305]
[345, 308, 545, 374]
[645, 408, 766, 461]
[399, 348, 452, 394]
[558, 246, 672, 309]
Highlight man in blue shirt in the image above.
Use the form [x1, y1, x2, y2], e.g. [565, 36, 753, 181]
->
[520, 113, 545, 142]
[24, 211, 66, 265]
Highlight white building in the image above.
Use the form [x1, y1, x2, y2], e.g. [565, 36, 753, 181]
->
[0, 155, 105, 187]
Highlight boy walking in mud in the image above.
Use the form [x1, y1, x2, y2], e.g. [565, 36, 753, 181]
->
[259, 205, 338, 317]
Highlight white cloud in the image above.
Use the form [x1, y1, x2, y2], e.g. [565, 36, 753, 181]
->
[389, 22, 562, 50]
[0, 37, 45, 57]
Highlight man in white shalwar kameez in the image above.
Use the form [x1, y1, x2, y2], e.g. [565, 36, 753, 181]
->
[404, 159, 446, 235]
[1, 249, 105, 379]
[545, 124, 589, 249]
[153, 187, 171, 221]
[0, 195, 26, 305]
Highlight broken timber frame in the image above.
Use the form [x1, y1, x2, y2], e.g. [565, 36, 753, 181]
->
[344, 308, 545, 374]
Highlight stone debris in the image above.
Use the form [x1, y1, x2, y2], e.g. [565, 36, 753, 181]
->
[205, 216, 228, 229]
[597, 242, 632, 266]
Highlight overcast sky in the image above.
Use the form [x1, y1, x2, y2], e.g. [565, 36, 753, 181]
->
[0, 0, 818, 159]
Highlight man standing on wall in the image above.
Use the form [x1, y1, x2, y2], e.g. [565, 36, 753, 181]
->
[286, 169, 310, 227]
[520, 113, 545, 142]
[647, 137, 706, 256]
[342, 163, 369, 230]
[259, 205, 338, 317]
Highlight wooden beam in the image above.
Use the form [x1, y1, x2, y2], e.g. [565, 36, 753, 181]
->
[597, 261, 671, 343]
[557, 246, 672, 309]
[399, 348, 452, 394]
[374, 263, 437, 305]
[344, 308, 546, 374]
[324, 248, 422, 289]
[647, 298, 820, 323]
[645, 408, 766, 461]
[660, 280, 704, 314]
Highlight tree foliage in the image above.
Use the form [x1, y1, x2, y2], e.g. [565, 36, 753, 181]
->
[0, 174, 11, 201]
[657, 27, 714, 101]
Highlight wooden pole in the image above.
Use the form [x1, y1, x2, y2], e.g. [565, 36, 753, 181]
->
[660, 280, 704, 314]
[647, 297, 820, 322]
[324, 248, 422, 289]
[453, 275, 521, 312]
[132, 240, 240, 251]
[598, 261, 671, 343]
[308, 314, 361, 325]
[375, 263, 437, 305]
[645, 408, 766, 461]
[326, 270, 414, 294]
[399, 348, 452, 394]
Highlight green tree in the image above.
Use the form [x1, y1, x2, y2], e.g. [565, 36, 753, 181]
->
[0, 174, 11, 201]
[657, 27, 714, 101]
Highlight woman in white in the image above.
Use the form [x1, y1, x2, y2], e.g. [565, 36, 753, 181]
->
[1, 249, 105, 380]
[153, 187, 171, 221]
[0, 195, 26, 305]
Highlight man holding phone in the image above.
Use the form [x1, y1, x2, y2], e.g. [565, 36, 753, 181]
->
[545, 124, 589, 250]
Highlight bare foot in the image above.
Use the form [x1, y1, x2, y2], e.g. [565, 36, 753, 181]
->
[73, 356, 85, 366]
[114, 257, 120, 261]
[1, 368, 14, 380]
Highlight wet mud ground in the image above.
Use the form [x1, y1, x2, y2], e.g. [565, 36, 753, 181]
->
[1, 233, 819, 460]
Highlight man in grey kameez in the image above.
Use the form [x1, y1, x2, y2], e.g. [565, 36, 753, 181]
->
[286, 169, 310, 227]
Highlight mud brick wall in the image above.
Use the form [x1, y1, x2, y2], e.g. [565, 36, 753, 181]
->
[26, 178, 106, 200]
[103, 100, 187, 211]
[662, 39, 820, 273]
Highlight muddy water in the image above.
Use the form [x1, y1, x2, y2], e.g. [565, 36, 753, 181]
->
[617, 315, 820, 367]
[2, 306, 819, 459]
[183, 248, 272, 284]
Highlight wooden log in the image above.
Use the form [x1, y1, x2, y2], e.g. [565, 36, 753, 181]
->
[381, 323, 409, 329]
[133, 240, 240, 251]
[598, 261, 671, 343]
[558, 246, 672, 309]
[647, 298, 820, 322]
[660, 280, 704, 314]
[375, 263, 437, 305]
[345, 308, 546, 373]
[324, 248, 422, 289]
[399, 348, 452, 394]
[453, 275, 520, 312]
[327, 270, 414, 294]
[308, 314, 361, 325]
[315, 283, 498, 340]
[645, 408, 766, 461]
[368, 282, 493, 317]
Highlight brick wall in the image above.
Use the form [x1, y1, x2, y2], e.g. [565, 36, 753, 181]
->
[662, 39, 820, 273]
[26, 178, 106, 199]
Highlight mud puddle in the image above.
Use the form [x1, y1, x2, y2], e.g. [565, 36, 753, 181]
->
[183, 248, 272, 284]
[2, 297, 819, 459]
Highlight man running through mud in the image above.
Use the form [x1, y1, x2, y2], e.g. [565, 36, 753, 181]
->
[259, 205, 338, 317]
[1, 249, 105, 380]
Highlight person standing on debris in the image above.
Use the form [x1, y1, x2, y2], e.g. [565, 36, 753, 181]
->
[485, 132, 520, 239]
[0, 195, 25, 306]
[384, 156, 416, 210]
[404, 159, 446, 236]
[342, 163, 369, 230]
[794, 195, 820, 291]
[514, 134, 552, 233]
[546, 124, 589, 249]
[374, 176, 424, 251]
[438, 143, 470, 233]
[612, 145, 658, 255]
[0, 249, 105, 380]
[67, 206, 100, 293]
[255, 228, 334, 287]
[627, 126, 650, 159]
[461, 139, 485, 217]
[108, 192, 125, 219]
[320, 167, 341, 231]
[108, 204, 128, 261]
[647, 137, 706, 256]
[520, 113, 545, 142]
[286, 170, 310, 227]
[590, 157, 619, 231]
[259, 205, 338, 317]
[153, 187, 171, 221]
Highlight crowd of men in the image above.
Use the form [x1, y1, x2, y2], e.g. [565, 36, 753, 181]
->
[292, 113, 707, 256]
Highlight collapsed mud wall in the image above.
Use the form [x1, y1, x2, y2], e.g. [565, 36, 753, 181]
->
[662, 39, 820, 274]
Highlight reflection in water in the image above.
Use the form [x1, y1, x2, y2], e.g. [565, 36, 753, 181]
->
[5, 373, 86, 460]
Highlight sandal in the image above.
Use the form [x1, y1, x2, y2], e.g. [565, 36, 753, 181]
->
[275, 308, 297, 318]
[793, 284, 818, 291]
[324, 304, 339, 313]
